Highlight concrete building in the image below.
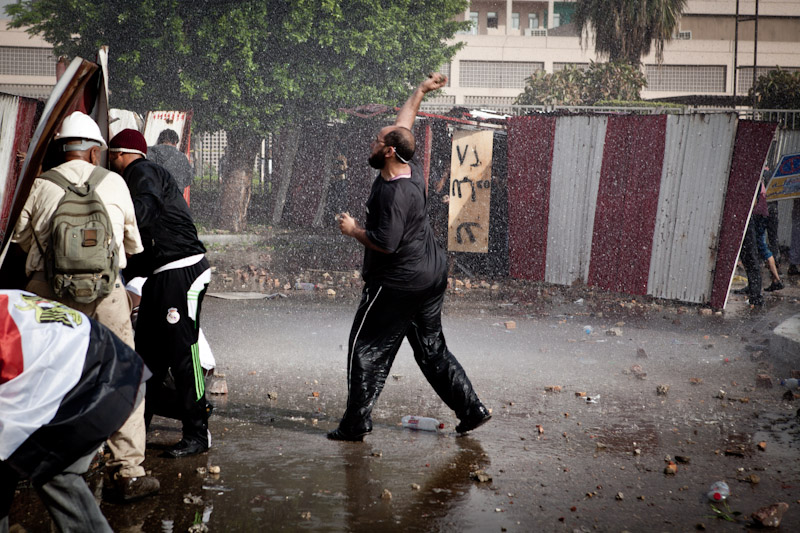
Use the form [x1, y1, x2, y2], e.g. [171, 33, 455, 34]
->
[438, 0, 800, 107]
[1, 1, 798, 108]
[0, 0, 56, 99]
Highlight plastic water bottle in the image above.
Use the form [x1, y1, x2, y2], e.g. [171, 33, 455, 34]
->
[294, 282, 316, 291]
[401, 415, 444, 432]
[780, 378, 799, 389]
[583, 325, 593, 335]
[707, 481, 730, 502]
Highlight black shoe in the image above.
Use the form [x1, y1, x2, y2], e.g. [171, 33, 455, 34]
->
[788, 265, 800, 276]
[749, 295, 765, 308]
[163, 436, 210, 458]
[765, 280, 784, 292]
[109, 475, 160, 502]
[456, 406, 492, 434]
[326, 427, 369, 442]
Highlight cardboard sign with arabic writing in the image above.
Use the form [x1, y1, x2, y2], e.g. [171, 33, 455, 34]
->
[448, 129, 494, 253]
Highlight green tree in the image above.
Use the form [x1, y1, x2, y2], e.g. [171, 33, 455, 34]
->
[515, 62, 646, 106]
[574, 0, 687, 67]
[7, 0, 468, 230]
[750, 68, 800, 110]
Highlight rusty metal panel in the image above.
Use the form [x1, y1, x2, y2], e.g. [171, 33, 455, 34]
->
[648, 113, 738, 303]
[545, 115, 607, 286]
[0, 95, 20, 185]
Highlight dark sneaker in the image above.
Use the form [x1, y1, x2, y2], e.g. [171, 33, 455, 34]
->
[111, 475, 160, 502]
[764, 281, 784, 292]
[456, 406, 492, 434]
[163, 436, 209, 458]
[326, 427, 370, 442]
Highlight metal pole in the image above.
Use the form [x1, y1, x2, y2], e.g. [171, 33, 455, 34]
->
[733, 0, 739, 106]
[752, 0, 759, 109]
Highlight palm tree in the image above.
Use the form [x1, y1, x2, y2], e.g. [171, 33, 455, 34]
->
[574, 0, 687, 67]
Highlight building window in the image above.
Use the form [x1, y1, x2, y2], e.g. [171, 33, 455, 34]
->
[553, 14, 560, 28]
[645, 65, 726, 93]
[737, 66, 800, 94]
[460, 60, 544, 88]
[528, 13, 539, 29]
[553, 62, 590, 72]
[438, 62, 452, 87]
[469, 11, 479, 34]
[512, 13, 520, 30]
[487, 12, 498, 29]
[0, 46, 56, 77]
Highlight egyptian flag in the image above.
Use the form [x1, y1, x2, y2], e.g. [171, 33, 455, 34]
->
[0, 290, 144, 484]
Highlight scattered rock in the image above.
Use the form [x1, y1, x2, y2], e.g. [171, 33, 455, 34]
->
[664, 462, 678, 475]
[196, 467, 207, 475]
[380, 489, 392, 501]
[689, 377, 704, 385]
[183, 493, 203, 505]
[637, 348, 648, 359]
[207, 375, 228, 395]
[744, 473, 760, 484]
[698, 308, 713, 316]
[504, 321, 516, 330]
[575, 391, 587, 397]
[410, 483, 421, 491]
[751, 502, 789, 528]
[630, 365, 647, 379]
[674, 456, 690, 464]
[656, 384, 670, 396]
[756, 374, 773, 389]
[188, 524, 209, 533]
[544, 385, 562, 393]
[757, 441, 767, 451]
[300, 512, 311, 520]
[536, 425, 544, 435]
[606, 327, 623, 337]
[470, 469, 492, 483]
[326, 289, 336, 298]
[267, 391, 278, 400]
[615, 492, 624, 500]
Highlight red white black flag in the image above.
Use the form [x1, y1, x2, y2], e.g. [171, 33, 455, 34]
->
[0, 290, 143, 483]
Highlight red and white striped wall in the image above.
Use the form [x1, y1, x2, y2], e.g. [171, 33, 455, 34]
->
[0, 92, 40, 245]
[508, 113, 776, 308]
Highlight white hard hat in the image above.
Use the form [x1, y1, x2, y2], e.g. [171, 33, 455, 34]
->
[55, 111, 107, 149]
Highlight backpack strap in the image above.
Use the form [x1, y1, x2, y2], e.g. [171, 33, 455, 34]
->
[39, 168, 73, 191]
[40, 166, 109, 196]
[86, 165, 110, 188]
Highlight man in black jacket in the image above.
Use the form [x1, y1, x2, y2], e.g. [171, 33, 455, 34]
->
[108, 129, 212, 458]
[329, 73, 491, 441]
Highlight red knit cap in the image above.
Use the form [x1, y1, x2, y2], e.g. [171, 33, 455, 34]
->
[109, 129, 148, 157]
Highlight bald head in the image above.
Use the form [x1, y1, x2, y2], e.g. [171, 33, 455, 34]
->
[382, 126, 415, 162]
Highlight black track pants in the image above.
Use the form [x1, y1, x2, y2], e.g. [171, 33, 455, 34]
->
[137, 258, 211, 441]
[741, 221, 763, 304]
[339, 274, 485, 433]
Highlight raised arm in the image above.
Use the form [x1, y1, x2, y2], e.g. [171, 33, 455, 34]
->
[394, 73, 448, 130]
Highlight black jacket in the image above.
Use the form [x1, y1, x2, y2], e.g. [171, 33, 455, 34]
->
[122, 158, 205, 277]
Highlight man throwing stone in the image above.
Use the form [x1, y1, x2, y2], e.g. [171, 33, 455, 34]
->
[328, 73, 491, 441]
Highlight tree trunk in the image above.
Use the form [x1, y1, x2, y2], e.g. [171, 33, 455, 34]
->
[271, 125, 301, 225]
[216, 130, 261, 232]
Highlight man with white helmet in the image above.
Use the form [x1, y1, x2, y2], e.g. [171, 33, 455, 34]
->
[12, 111, 160, 502]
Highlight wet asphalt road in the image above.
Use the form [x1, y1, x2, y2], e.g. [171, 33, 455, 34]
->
[9, 291, 800, 532]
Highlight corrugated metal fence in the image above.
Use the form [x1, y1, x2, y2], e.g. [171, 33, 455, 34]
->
[508, 112, 776, 307]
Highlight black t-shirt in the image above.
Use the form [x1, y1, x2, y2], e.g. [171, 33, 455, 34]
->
[362, 160, 446, 290]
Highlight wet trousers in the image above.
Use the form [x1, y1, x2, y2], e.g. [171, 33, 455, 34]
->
[137, 259, 211, 442]
[339, 273, 485, 434]
[1, 453, 112, 533]
[741, 221, 763, 305]
[26, 278, 147, 478]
